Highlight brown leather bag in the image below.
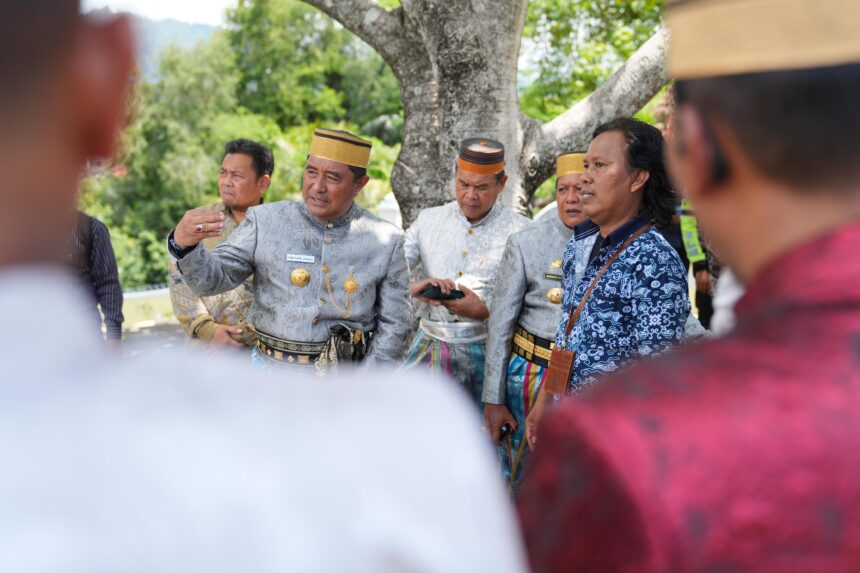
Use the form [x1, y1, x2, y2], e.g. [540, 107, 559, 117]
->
[544, 224, 652, 396]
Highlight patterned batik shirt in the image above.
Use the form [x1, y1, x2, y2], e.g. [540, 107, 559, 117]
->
[559, 219, 600, 311]
[555, 216, 690, 390]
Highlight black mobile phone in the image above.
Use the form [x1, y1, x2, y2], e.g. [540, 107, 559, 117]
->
[419, 284, 466, 301]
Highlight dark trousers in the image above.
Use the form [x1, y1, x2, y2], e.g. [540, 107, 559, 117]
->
[696, 291, 714, 330]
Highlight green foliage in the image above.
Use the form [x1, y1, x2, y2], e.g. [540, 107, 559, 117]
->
[521, 0, 663, 121]
[227, 0, 348, 126]
[82, 1, 404, 287]
[226, 0, 402, 141]
[524, 0, 665, 211]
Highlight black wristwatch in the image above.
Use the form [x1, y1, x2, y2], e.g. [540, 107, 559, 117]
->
[167, 229, 196, 258]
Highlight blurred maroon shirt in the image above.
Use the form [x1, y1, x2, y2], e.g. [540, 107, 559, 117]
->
[518, 222, 860, 573]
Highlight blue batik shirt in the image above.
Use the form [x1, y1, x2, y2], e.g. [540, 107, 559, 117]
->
[555, 216, 690, 391]
[560, 220, 600, 305]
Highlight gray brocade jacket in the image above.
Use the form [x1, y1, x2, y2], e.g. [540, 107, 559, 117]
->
[175, 200, 412, 366]
[482, 214, 574, 404]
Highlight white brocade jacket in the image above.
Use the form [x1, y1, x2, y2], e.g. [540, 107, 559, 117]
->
[404, 201, 532, 339]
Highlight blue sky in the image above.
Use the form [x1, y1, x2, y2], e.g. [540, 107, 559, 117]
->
[82, 0, 236, 26]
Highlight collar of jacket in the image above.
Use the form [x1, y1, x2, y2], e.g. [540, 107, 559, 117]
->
[300, 200, 358, 230]
[453, 200, 502, 229]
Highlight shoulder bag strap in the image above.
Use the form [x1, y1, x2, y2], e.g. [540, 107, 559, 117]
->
[561, 223, 652, 337]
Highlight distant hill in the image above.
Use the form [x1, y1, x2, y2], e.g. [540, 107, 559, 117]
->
[87, 8, 217, 78]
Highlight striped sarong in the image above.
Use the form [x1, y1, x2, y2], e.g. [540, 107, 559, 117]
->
[500, 352, 548, 493]
[403, 329, 486, 406]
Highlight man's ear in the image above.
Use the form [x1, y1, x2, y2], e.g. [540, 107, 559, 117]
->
[354, 174, 370, 195]
[259, 174, 271, 194]
[70, 15, 135, 160]
[670, 106, 722, 205]
[498, 175, 509, 189]
[630, 169, 651, 195]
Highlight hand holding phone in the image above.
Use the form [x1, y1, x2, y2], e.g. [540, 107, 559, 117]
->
[419, 284, 465, 301]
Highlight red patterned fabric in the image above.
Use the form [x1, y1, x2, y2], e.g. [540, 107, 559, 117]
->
[518, 222, 860, 573]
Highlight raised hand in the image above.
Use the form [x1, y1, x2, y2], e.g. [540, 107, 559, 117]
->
[173, 208, 227, 249]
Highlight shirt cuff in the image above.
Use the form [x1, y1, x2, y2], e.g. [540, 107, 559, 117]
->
[193, 319, 217, 341]
[105, 323, 122, 340]
[167, 229, 197, 260]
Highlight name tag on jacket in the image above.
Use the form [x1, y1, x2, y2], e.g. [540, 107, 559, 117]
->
[287, 254, 315, 264]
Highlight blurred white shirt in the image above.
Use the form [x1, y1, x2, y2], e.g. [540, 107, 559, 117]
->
[0, 267, 528, 573]
[711, 268, 745, 337]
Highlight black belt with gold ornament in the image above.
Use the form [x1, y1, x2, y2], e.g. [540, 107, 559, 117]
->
[254, 326, 373, 365]
[511, 325, 554, 368]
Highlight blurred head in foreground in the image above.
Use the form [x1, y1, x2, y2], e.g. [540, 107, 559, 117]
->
[0, 7, 530, 573]
[0, 0, 134, 267]
[666, 0, 860, 282]
[516, 5, 860, 573]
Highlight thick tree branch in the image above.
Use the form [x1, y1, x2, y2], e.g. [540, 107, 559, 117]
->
[300, 0, 411, 71]
[520, 27, 670, 196]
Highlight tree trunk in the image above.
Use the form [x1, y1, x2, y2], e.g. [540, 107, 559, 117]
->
[301, 0, 668, 227]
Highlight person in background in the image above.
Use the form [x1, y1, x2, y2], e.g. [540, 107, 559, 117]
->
[659, 90, 718, 329]
[168, 139, 272, 351]
[525, 118, 690, 448]
[710, 266, 744, 336]
[679, 199, 716, 329]
[403, 138, 531, 405]
[517, 1, 860, 570]
[65, 210, 124, 346]
[0, 3, 529, 571]
[481, 152, 588, 493]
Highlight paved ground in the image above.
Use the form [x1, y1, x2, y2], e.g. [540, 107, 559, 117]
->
[123, 323, 186, 358]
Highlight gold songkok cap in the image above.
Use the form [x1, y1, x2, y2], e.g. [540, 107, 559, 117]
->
[309, 128, 372, 168]
[556, 152, 586, 177]
[457, 138, 505, 175]
[668, 0, 860, 80]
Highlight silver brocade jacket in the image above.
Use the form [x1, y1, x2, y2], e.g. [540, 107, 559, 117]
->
[482, 214, 574, 404]
[176, 200, 412, 366]
[404, 201, 532, 339]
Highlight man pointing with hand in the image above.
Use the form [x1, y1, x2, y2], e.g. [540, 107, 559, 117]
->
[168, 128, 412, 373]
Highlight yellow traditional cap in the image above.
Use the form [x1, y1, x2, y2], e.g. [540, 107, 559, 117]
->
[668, 0, 860, 80]
[556, 152, 586, 177]
[309, 128, 372, 168]
[457, 138, 505, 175]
